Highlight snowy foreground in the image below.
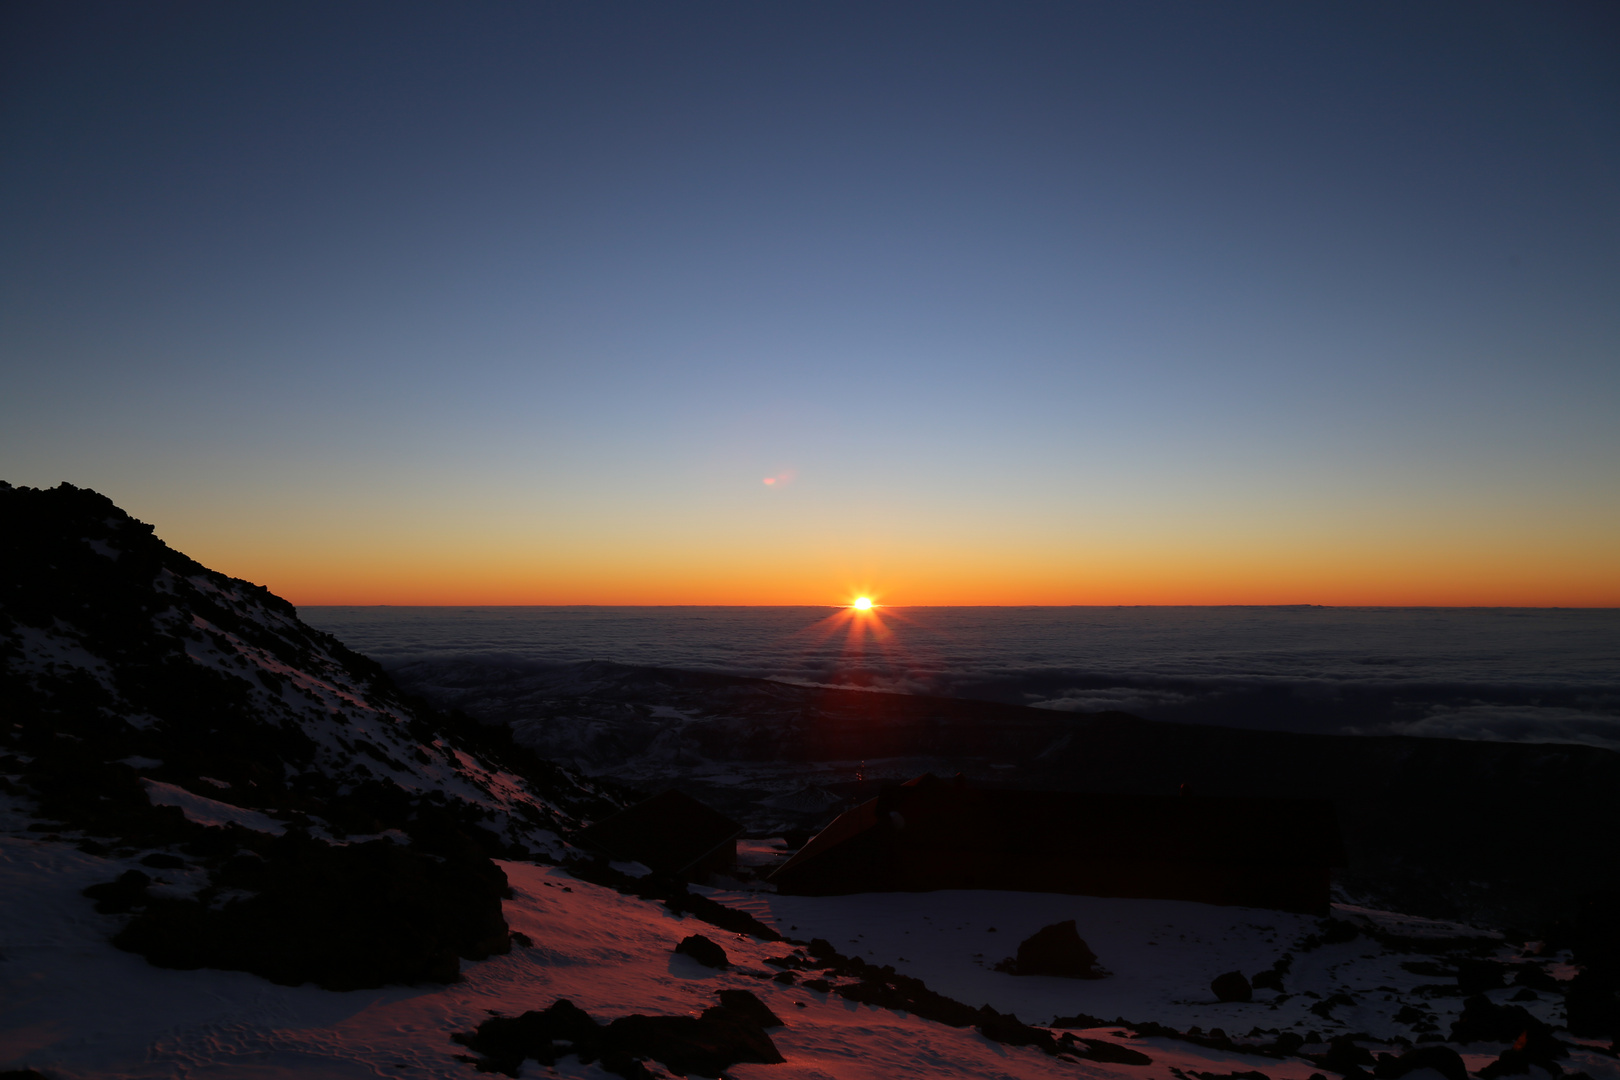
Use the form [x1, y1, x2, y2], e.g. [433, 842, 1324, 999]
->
[3, 836, 1615, 1080]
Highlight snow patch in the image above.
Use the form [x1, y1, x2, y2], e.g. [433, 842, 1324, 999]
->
[141, 779, 287, 835]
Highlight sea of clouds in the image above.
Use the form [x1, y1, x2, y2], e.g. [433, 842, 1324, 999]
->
[303, 605, 1620, 750]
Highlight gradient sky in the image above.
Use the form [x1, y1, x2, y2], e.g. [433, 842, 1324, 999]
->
[3, 2, 1618, 605]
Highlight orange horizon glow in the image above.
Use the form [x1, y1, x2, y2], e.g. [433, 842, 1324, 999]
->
[228, 555, 1620, 609]
[145, 509, 1620, 610]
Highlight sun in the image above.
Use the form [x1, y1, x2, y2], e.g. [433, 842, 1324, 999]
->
[852, 597, 873, 610]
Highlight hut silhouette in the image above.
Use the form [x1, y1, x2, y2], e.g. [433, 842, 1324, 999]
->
[769, 773, 1345, 914]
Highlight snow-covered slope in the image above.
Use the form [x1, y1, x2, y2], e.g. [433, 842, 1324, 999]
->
[0, 482, 622, 856]
[3, 483, 1615, 1079]
[0, 482, 631, 994]
[4, 833, 1613, 1080]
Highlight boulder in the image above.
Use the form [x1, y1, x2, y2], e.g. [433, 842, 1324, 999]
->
[1212, 971, 1253, 1003]
[1058, 1033, 1153, 1065]
[716, 988, 783, 1028]
[112, 834, 510, 991]
[674, 933, 729, 969]
[1371, 1044, 1468, 1080]
[1252, 967, 1285, 992]
[1449, 995, 1555, 1046]
[976, 1009, 1058, 1052]
[82, 869, 152, 914]
[995, 920, 1103, 978]
[454, 997, 783, 1078]
[606, 1008, 784, 1076]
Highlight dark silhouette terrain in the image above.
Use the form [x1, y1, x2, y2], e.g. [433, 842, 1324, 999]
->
[394, 657, 1620, 931]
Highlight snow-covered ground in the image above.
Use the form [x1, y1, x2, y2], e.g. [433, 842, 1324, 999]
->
[5, 835, 1615, 1080]
[710, 886, 1511, 1040]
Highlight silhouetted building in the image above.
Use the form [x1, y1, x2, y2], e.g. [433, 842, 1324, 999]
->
[577, 789, 744, 882]
[769, 773, 1345, 914]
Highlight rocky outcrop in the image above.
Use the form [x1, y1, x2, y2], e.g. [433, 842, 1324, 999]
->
[995, 920, 1105, 978]
[453, 996, 784, 1078]
[1, 481, 629, 988]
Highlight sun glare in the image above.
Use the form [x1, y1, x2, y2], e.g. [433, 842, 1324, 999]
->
[852, 597, 873, 610]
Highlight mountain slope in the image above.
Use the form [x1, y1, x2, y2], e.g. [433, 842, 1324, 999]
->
[0, 481, 634, 989]
[0, 481, 623, 851]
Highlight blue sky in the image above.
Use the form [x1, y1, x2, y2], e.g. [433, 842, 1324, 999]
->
[3, 2, 1618, 603]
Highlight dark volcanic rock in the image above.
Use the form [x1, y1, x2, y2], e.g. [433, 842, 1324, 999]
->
[609, 1007, 784, 1076]
[453, 997, 783, 1078]
[1, 481, 639, 989]
[716, 989, 783, 1028]
[0, 481, 625, 859]
[1252, 967, 1284, 992]
[995, 920, 1104, 978]
[1058, 1033, 1153, 1064]
[82, 869, 152, 914]
[1211, 970, 1253, 1002]
[110, 832, 510, 990]
[1448, 995, 1554, 1046]
[976, 1009, 1059, 1052]
[1373, 1045, 1469, 1080]
[674, 934, 729, 969]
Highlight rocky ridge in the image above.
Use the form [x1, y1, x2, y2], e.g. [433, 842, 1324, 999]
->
[0, 481, 628, 988]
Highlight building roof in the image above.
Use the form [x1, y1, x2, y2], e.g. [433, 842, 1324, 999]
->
[576, 789, 744, 876]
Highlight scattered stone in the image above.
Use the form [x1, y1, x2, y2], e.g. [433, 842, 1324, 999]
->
[674, 934, 729, 970]
[976, 1009, 1058, 1052]
[716, 988, 783, 1028]
[994, 920, 1104, 978]
[1058, 1032, 1153, 1065]
[1449, 994, 1558, 1047]
[608, 1008, 784, 1076]
[453, 996, 783, 1078]
[1271, 1031, 1305, 1055]
[1253, 968, 1285, 992]
[112, 833, 510, 991]
[1478, 1045, 1564, 1080]
[1308, 992, 1355, 1018]
[1371, 1044, 1468, 1080]
[82, 869, 152, 914]
[1212, 971, 1253, 1003]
